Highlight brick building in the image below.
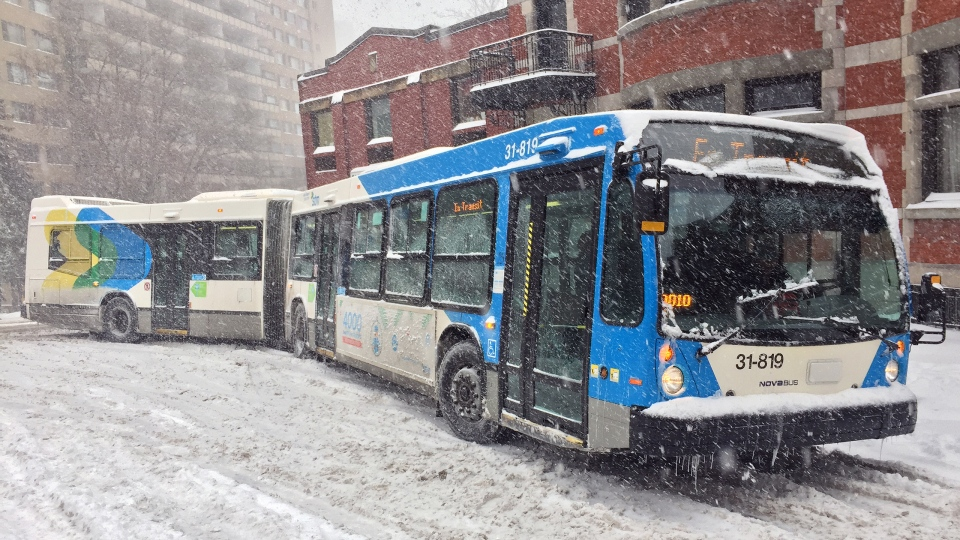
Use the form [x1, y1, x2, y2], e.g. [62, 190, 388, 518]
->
[298, 0, 960, 285]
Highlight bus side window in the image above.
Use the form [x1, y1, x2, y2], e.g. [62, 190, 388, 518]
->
[347, 203, 386, 297]
[48, 229, 67, 271]
[212, 223, 262, 279]
[600, 180, 644, 325]
[47, 227, 91, 276]
[385, 193, 431, 302]
[291, 215, 317, 280]
[432, 179, 497, 308]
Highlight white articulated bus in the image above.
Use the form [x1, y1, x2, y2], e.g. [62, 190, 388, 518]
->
[23, 189, 297, 343]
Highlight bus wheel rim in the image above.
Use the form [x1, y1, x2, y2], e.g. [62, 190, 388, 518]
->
[450, 367, 482, 421]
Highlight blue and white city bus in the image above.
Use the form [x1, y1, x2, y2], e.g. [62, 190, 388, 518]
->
[286, 110, 944, 459]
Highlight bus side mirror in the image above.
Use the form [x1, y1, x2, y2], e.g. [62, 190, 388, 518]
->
[911, 272, 946, 345]
[633, 145, 669, 235]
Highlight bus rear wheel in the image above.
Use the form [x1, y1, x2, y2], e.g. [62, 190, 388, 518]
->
[438, 342, 501, 444]
[103, 297, 140, 343]
[292, 304, 312, 359]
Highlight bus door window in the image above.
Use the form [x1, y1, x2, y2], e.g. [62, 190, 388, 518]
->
[316, 212, 341, 350]
[535, 188, 598, 405]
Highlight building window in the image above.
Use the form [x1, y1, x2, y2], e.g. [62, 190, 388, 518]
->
[30, 0, 51, 16]
[669, 86, 725, 112]
[16, 141, 39, 163]
[7, 62, 29, 85]
[311, 111, 333, 148]
[47, 145, 71, 165]
[366, 96, 392, 141]
[623, 0, 650, 21]
[36, 70, 56, 90]
[451, 76, 483, 126]
[10, 102, 35, 123]
[2, 21, 26, 45]
[34, 31, 55, 54]
[921, 46, 960, 195]
[745, 73, 821, 115]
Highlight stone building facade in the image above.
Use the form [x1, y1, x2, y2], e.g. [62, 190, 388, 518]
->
[298, 0, 960, 285]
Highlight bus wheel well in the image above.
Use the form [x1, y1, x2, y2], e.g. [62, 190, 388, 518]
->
[99, 292, 134, 321]
[436, 326, 479, 378]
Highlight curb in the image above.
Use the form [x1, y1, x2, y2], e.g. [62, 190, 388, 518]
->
[0, 321, 41, 334]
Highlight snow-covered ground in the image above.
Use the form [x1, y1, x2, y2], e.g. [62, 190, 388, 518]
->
[1, 322, 959, 539]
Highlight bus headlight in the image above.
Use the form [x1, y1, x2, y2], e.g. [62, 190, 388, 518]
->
[662, 366, 685, 396]
[884, 359, 900, 384]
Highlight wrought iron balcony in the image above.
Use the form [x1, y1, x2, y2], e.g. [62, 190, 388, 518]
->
[469, 29, 595, 111]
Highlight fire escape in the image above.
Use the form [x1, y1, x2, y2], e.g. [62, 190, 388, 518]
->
[468, 29, 596, 129]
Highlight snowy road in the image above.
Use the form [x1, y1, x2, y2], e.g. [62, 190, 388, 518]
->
[1, 322, 959, 539]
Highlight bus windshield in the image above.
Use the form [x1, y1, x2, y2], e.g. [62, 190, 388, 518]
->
[659, 174, 906, 343]
[640, 121, 869, 179]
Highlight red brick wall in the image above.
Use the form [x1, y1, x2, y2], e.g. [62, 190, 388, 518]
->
[843, 0, 902, 46]
[391, 86, 426, 158]
[913, 0, 960, 32]
[574, 0, 619, 39]
[621, 0, 821, 86]
[845, 60, 904, 110]
[423, 80, 455, 149]
[847, 114, 905, 208]
[508, 4, 527, 35]
[911, 220, 960, 264]
[299, 18, 509, 101]
[594, 45, 620, 97]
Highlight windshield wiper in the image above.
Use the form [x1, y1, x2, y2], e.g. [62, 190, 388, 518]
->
[696, 327, 742, 358]
[786, 315, 899, 351]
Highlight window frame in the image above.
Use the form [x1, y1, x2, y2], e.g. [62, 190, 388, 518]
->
[2, 21, 26, 45]
[384, 191, 434, 306]
[366, 96, 392, 141]
[346, 200, 387, 299]
[745, 72, 822, 115]
[209, 221, 264, 281]
[430, 178, 499, 314]
[668, 85, 725, 113]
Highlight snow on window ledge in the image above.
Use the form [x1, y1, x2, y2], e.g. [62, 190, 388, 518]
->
[750, 107, 822, 119]
[367, 136, 393, 146]
[313, 145, 335, 155]
[453, 119, 486, 132]
[905, 192, 960, 220]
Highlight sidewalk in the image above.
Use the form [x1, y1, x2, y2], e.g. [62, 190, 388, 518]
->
[0, 311, 40, 334]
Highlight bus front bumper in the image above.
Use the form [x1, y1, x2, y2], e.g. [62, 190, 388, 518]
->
[628, 385, 918, 456]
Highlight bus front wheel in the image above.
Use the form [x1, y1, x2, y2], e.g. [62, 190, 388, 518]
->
[438, 342, 501, 444]
[292, 304, 312, 359]
[103, 298, 140, 343]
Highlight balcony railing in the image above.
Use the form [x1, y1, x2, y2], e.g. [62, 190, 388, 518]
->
[468, 29, 595, 110]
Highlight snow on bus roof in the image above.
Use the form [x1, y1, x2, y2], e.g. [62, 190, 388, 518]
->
[611, 110, 882, 178]
[189, 189, 300, 202]
[31, 195, 143, 209]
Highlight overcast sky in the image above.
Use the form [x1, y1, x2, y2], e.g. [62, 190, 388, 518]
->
[331, 0, 507, 51]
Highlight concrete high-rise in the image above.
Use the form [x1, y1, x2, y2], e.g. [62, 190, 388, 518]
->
[1, 0, 336, 196]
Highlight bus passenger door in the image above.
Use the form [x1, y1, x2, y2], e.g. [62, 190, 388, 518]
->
[152, 225, 197, 335]
[315, 211, 340, 354]
[502, 161, 601, 439]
